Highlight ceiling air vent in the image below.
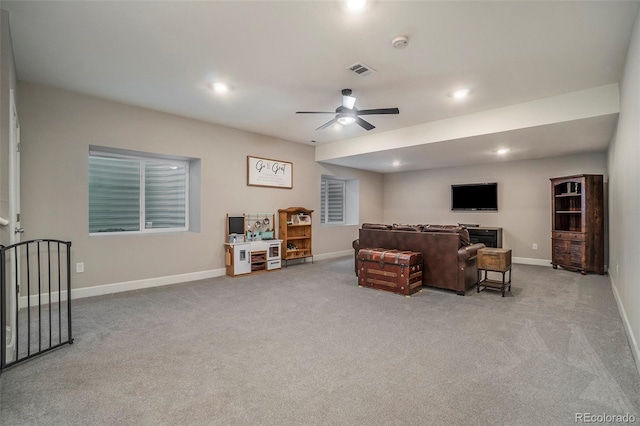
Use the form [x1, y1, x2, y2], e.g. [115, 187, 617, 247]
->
[347, 62, 377, 77]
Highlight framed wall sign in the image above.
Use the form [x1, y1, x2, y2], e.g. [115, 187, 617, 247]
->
[247, 156, 293, 189]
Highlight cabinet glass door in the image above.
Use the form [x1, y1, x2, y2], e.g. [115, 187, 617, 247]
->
[268, 243, 280, 260]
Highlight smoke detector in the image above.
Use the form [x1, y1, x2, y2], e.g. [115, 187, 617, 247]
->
[391, 35, 409, 49]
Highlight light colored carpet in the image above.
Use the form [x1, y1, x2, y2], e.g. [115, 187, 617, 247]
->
[1, 257, 639, 425]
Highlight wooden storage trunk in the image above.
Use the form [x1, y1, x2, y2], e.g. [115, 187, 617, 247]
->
[477, 248, 512, 272]
[357, 248, 423, 296]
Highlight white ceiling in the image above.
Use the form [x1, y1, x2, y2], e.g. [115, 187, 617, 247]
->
[3, 1, 639, 173]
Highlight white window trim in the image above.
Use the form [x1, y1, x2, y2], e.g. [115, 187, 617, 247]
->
[89, 150, 190, 236]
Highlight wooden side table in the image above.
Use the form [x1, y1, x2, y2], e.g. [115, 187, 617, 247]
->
[477, 248, 512, 297]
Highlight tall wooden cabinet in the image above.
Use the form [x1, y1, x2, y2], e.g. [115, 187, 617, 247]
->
[278, 207, 313, 266]
[551, 174, 604, 275]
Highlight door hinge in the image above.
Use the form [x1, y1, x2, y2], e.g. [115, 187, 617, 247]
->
[16, 142, 20, 152]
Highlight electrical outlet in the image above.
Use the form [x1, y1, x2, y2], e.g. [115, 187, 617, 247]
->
[76, 262, 84, 273]
[532, 243, 538, 250]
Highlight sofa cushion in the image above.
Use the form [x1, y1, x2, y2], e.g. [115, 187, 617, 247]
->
[392, 224, 422, 231]
[422, 224, 470, 246]
[459, 228, 471, 246]
[362, 223, 392, 230]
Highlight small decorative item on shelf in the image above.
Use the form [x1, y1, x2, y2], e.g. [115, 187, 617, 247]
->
[298, 214, 311, 224]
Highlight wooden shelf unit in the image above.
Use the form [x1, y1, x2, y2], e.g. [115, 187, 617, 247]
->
[550, 174, 604, 275]
[278, 207, 313, 266]
[251, 250, 267, 272]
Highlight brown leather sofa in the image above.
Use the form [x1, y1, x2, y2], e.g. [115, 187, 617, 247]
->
[352, 223, 485, 295]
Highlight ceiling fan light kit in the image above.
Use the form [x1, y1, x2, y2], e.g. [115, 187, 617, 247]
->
[297, 88, 399, 131]
[337, 115, 356, 126]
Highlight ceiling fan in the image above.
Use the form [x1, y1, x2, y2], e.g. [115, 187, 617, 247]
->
[296, 89, 399, 131]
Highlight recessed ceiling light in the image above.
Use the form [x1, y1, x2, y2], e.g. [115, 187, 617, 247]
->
[392, 160, 401, 167]
[211, 82, 229, 94]
[346, 0, 366, 11]
[452, 88, 471, 99]
[497, 148, 510, 155]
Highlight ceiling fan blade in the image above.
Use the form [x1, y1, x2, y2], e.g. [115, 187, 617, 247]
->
[355, 117, 375, 131]
[296, 111, 335, 114]
[342, 95, 356, 110]
[316, 118, 339, 130]
[357, 108, 400, 116]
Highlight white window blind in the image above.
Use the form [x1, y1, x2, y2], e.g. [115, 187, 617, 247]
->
[89, 152, 188, 234]
[321, 177, 345, 224]
[144, 162, 187, 230]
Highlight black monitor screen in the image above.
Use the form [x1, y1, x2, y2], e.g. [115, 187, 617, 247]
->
[451, 183, 498, 211]
[228, 216, 245, 234]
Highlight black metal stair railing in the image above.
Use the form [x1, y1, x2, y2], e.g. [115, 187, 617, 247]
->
[0, 239, 73, 375]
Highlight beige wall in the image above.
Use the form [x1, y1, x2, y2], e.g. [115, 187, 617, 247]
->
[383, 152, 607, 262]
[18, 82, 382, 289]
[608, 7, 640, 370]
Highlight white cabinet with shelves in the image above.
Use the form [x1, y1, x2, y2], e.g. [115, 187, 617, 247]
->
[225, 240, 282, 277]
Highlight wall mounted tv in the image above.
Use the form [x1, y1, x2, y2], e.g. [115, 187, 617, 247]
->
[451, 182, 498, 211]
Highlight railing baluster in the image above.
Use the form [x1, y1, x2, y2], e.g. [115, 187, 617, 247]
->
[26, 243, 31, 357]
[67, 242, 73, 344]
[1, 240, 73, 372]
[48, 241, 52, 349]
[37, 241, 42, 352]
[58, 242, 62, 345]
[1, 246, 6, 372]
[14, 246, 19, 363]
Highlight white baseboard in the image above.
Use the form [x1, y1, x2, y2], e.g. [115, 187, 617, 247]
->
[19, 268, 227, 308]
[16, 251, 355, 307]
[512, 257, 552, 267]
[314, 250, 353, 261]
[14, 253, 551, 308]
[610, 274, 640, 375]
[16, 250, 353, 307]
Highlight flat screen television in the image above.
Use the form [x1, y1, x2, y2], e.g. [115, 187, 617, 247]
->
[451, 182, 498, 211]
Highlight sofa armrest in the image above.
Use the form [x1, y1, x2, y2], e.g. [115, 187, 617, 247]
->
[352, 239, 360, 251]
[458, 242, 485, 262]
[457, 243, 486, 294]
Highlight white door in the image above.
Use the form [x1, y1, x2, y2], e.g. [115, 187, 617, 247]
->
[5, 89, 21, 362]
[233, 244, 251, 275]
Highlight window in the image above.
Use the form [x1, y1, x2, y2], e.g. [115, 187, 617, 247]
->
[89, 149, 189, 234]
[320, 176, 346, 224]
